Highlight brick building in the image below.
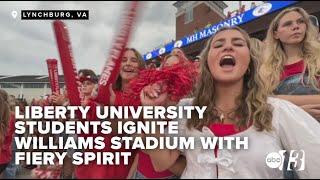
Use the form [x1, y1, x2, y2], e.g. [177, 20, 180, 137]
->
[174, 1, 227, 40]
[144, 1, 320, 62]
[177, 1, 320, 59]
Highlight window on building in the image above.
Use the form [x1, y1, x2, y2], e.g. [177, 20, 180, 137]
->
[24, 83, 45, 88]
[0, 83, 21, 88]
[47, 83, 64, 89]
[185, 6, 193, 24]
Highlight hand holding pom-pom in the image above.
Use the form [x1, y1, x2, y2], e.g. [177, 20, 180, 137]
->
[140, 82, 168, 106]
[129, 63, 198, 104]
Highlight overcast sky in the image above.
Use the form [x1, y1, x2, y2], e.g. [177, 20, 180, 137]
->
[0, 1, 262, 76]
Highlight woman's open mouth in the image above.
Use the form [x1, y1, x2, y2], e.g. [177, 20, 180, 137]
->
[219, 55, 236, 71]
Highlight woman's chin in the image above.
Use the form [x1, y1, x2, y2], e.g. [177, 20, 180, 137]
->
[122, 74, 138, 81]
[214, 76, 244, 84]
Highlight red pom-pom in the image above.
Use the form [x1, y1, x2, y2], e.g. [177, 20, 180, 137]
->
[127, 62, 198, 102]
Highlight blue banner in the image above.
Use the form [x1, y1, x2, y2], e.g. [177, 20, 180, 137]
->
[143, 1, 298, 61]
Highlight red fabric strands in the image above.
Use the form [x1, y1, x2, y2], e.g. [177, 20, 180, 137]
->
[95, 1, 140, 105]
[128, 62, 198, 101]
[53, 20, 81, 106]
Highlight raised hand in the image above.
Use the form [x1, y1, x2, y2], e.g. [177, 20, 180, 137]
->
[140, 82, 168, 106]
[51, 92, 67, 106]
[300, 104, 320, 121]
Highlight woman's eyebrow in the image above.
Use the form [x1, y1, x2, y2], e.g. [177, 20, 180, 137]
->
[296, 17, 304, 21]
[282, 20, 293, 25]
[213, 38, 225, 43]
[232, 37, 246, 42]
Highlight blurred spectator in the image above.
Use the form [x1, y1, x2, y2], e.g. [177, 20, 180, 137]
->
[251, 2, 256, 9]
[158, 55, 165, 67]
[193, 56, 200, 63]
[193, 56, 201, 74]
[7, 95, 15, 113]
[147, 59, 157, 69]
[309, 15, 320, 42]
[3, 95, 18, 179]
[0, 89, 15, 176]
[235, 9, 239, 16]
[227, 11, 232, 19]
[0, 97, 9, 150]
[309, 15, 319, 28]
[0, 90, 10, 148]
[193, 27, 199, 33]
[171, 47, 188, 62]
[240, 5, 245, 13]
[78, 69, 98, 106]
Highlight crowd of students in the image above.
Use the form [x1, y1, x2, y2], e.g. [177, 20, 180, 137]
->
[1, 6, 320, 179]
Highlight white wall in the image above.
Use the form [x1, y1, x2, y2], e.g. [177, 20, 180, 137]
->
[2, 87, 63, 103]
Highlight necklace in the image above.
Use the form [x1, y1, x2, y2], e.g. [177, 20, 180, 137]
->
[213, 106, 237, 123]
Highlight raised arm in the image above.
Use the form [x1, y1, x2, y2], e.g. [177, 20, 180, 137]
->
[276, 94, 320, 106]
[143, 130, 181, 172]
[276, 95, 320, 120]
[139, 83, 183, 172]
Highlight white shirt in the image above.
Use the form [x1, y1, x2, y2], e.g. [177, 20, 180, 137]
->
[172, 97, 320, 179]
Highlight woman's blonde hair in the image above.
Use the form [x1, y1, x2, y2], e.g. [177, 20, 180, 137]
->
[8, 95, 16, 112]
[189, 26, 273, 132]
[0, 89, 10, 148]
[260, 7, 320, 93]
[250, 37, 264, 63]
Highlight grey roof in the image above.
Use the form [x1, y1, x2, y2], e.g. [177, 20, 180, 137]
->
[0, 75, 103, 83]
[0, 75, 65, 83]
